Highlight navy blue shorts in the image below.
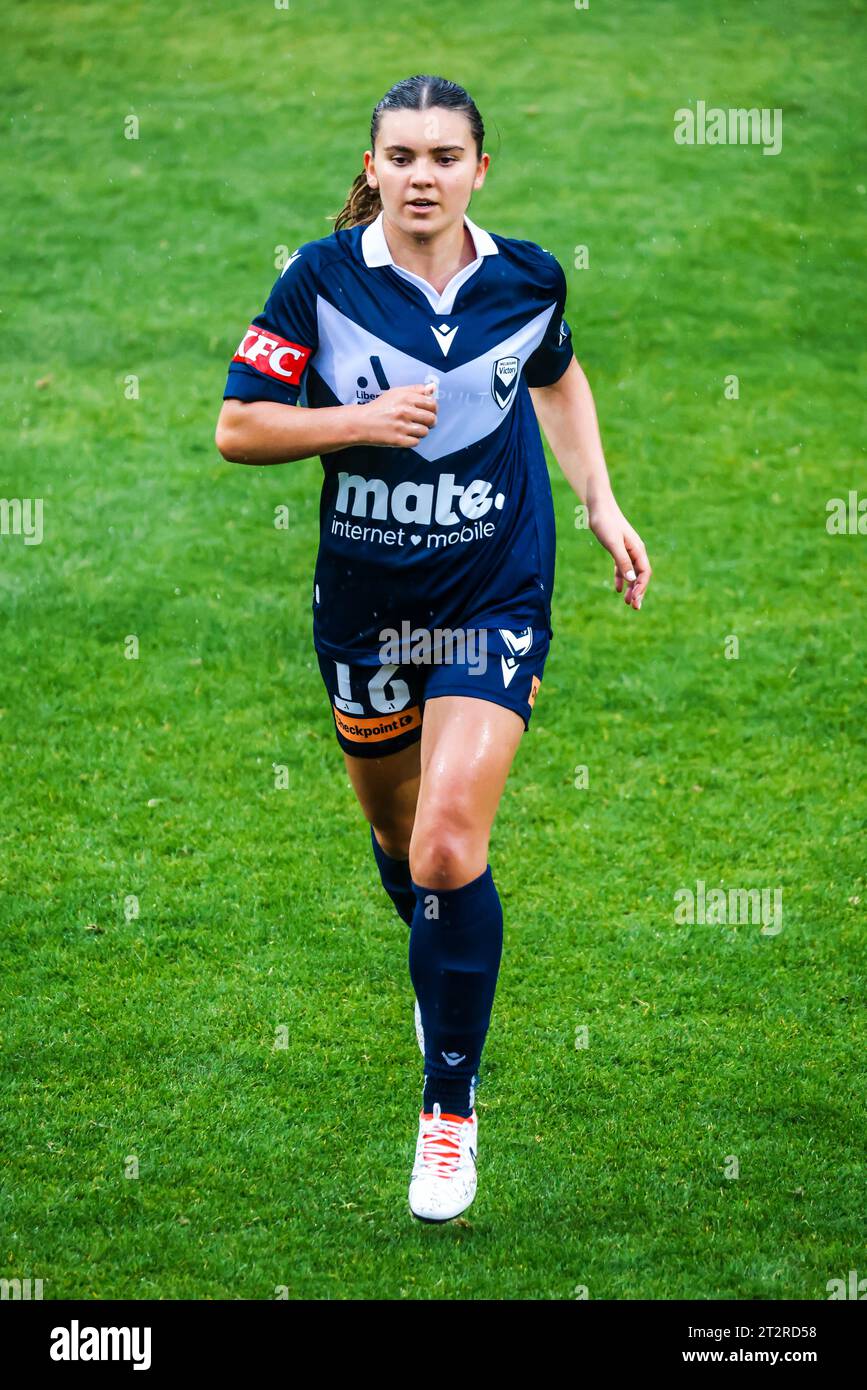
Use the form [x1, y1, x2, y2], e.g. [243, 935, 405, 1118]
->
[316, 624, 550, 758]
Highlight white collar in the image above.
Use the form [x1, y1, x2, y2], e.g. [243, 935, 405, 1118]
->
[361, 208, 498, 267]
[361, 208, 498, 315]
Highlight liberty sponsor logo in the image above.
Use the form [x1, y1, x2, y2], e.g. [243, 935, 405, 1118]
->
[378, 622, 487, 675]
[354, 374, 501, 412]
[499, 626, 533, 687]
[355, 354, 392, 401]
[49, 1320, 152, 1371]
[491, 356, 519, 409]
[232, 326, 311, 385]
[331, 470, 506, 550]
[356, 353, 442, 403]
[355, 375, 379, 403]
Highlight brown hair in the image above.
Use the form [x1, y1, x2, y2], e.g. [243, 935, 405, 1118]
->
[331, 74, 485, 231]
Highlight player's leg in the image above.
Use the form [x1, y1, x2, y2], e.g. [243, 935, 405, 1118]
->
[407, 620, 547, 896]
[406, 624, 549, 1216]
[343, 742, 428, 1054]
[409, 694, 525, 889]
[316, 651, 423, 928]
[406, 694, 526, 1220]
[408, 693, 524, 1097]
[343, 742, 420, 860]
[343, 742, 420, 927]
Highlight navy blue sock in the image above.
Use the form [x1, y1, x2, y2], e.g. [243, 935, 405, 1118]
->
[370, 825, 415, 927]
[409, 865, 503, 1118]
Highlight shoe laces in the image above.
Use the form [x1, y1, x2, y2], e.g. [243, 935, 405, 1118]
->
[419, 1102, 471, 1179]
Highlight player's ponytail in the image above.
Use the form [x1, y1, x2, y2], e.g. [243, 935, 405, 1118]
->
[333, 170, 383, 230]
[331, 74, 485, 231]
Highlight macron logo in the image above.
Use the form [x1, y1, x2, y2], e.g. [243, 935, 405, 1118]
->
[430, 322, 459, 356]
[499, 626, 533, 687]
[50, 1321, 151, 1371]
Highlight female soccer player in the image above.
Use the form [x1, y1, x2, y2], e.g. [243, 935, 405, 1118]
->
[216, 74, 651, 1223]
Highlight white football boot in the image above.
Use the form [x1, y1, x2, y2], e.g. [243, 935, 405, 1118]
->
[414, 997, 424, 1055]
[408, 1101, 478, 1222]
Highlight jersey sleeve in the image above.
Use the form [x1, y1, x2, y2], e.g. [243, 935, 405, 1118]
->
[223, 247, 319, 406]
[523, 254, 574, 388]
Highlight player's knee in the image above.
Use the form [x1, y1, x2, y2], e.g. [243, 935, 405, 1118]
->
[409, 827, 485, 891]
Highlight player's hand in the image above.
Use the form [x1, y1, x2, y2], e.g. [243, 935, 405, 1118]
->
[355, 382, 438, 448]
[588, 497, 652, 610]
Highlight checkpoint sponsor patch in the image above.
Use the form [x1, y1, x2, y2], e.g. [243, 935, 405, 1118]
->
[333, 704, 422, 744]
[232, 326, 312, 385]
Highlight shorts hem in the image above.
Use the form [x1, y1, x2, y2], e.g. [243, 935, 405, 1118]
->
[335, 726, 423, 758]
[422, 686, 534, 731]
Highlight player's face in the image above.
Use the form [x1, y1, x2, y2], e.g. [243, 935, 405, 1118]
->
[365, 107, 489, 235]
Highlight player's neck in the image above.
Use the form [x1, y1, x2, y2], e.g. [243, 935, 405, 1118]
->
[381, 214, 476, 295]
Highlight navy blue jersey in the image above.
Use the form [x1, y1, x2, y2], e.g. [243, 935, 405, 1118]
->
[223, 210, 574, 660]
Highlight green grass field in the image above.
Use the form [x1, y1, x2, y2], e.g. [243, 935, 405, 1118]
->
[1, 0, 864, 1299]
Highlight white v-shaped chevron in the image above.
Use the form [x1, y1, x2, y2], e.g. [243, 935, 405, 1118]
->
[314, 295, 559, 463]
[361, 210, 498, 315]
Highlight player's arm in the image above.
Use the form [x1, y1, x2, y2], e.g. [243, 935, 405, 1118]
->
[524, 252, 651, 609]
[215, 388, 438, 465]
[215, 249, 437, 464]
[217, 397, 360, 464]
[529, 357, 652, 610]
[528, 356, 614, 507]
